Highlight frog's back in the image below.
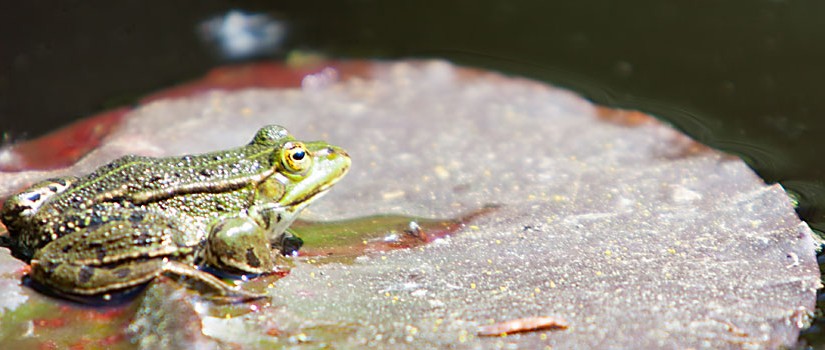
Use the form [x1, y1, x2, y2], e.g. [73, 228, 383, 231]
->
[2, 146, 276, 260]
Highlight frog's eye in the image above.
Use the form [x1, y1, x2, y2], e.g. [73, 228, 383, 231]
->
[280, 142, 312, 175]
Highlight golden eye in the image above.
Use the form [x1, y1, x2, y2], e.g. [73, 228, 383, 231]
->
[280, 142, 312, 174]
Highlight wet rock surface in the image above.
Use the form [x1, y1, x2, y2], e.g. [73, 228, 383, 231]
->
[0, 61, 818, 348]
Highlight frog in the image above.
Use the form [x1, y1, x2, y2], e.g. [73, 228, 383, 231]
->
[0, 125, 350, 301]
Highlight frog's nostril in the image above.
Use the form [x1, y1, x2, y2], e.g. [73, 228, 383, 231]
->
[325, 147, 349, 158]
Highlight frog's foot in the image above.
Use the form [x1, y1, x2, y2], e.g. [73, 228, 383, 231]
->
[161, 260, 267, 303]
[274, 229, 304, 256]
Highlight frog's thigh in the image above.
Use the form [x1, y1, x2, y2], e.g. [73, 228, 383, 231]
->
[31, 258, 164, 295]
[29, 213, 182, 295]
[205, 216, 274, 275]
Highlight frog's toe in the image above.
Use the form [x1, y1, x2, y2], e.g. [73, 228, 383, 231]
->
[161, 260, 267, 302]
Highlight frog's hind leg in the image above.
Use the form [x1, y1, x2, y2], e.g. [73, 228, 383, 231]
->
[160, 260, 267, 302]
[29, 211, 264, 302]
[30, 257, 165, 297]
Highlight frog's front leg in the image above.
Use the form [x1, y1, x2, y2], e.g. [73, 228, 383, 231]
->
[30, 211, 263, 301]
[203, 216, 276, 275]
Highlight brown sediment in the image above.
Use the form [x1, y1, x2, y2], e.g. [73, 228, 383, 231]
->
[595, 106, 655, 127]
[0, 108, 128, 171]
[477, 316, 569, 336]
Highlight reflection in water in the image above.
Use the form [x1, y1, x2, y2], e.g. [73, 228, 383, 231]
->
[198, 10, 286, 60]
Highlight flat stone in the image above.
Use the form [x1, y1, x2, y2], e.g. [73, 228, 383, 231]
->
[0, 61, 818, 349]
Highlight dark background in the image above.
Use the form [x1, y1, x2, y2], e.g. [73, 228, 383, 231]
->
[2, 3, 824, 227]
[1, 1, 824, 341]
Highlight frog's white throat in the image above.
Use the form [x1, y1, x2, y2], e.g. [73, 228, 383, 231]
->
[256, 188, 331, 239]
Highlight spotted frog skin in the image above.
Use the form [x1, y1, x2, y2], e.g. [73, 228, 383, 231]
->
[0, 125, 350, 301]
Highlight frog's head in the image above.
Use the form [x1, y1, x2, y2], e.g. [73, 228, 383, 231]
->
[251, 125, 350, 235]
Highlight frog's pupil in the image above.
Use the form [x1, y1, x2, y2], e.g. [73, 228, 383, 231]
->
[293, 150, 305, 160]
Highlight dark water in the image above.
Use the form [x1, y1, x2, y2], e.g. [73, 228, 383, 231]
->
[2, 1, 824, 346]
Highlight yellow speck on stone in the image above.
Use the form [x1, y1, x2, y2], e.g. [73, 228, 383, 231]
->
[225, 314, 231, 319]
[535, 287, 541, 293]
[499, 332, 508, 337]
[459, 330, 468, 343]
[549, 280, 557, 288]
[595, 271, 603, 276]
[382, 190, 406, 200]
[604, 250, 612, 256]
[528, 194, 536, 200]
[363, 240, 368, 245]
[381, 255, 388, 260]
[667, 248, 677, 254]
[487, 259, 493, 264]
[434, 165, 450, 179]
[500, 286, 507, 291]
[310, 272, 316, 278]
[309, 259, 317, 264]
[495, 240, 502, 244]
[241, 107, 252, 116]
[470, 283, 476, 289]
[540, 333, 548, 340]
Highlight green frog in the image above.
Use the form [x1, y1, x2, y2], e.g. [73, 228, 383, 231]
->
[0, 125, 350, 301]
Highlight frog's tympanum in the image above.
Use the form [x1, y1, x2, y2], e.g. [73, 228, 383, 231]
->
[0, 125, 350, 301]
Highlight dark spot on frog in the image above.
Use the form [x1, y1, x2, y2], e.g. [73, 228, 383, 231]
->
[96, 248, 107, 262]
[47, 185, 59, 192]
[86, 215, 104, 229]
[200, 168, 214, 177]
[128, 212, 145, 223]
[79, 266, 94, 284]
[246, 248, 261, 268]
[114, 268, 131, 278]
[26, 193, 42, 202]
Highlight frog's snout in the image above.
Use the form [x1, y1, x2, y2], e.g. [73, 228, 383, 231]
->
[324, 145, 349, 159]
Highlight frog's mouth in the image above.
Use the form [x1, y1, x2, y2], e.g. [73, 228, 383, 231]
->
[285, 185, 333, 210]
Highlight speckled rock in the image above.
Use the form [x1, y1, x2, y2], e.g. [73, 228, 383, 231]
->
[0, 61, 818, 349]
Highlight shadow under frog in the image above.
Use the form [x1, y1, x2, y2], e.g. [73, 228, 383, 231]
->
[0, 125, 350, 303]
